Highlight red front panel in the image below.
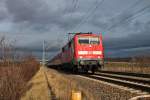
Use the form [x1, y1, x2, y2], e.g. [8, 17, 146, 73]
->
[74, 34, 104, 61]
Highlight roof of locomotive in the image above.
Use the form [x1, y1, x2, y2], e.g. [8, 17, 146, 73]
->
[74, 33, 98, 37]
[61, 33, 100, 48]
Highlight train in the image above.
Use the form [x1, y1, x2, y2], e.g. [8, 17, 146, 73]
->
[48, 32, 104, 74]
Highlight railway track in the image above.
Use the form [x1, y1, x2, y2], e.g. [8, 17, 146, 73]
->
[81, 71, 150, 93]
[98, 71, 150, 78]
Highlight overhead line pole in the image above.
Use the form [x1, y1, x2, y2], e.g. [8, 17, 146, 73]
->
[42, 40, 45, 66]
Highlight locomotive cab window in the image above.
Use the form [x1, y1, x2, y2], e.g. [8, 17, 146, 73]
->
[78, 37, 100, 44]
[78, 37, 89, 44]
[90, 37, 100, 44]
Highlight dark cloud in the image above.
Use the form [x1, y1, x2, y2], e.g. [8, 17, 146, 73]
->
[3, 0, 85, 32]
[104, 20, 150, 49]
[15, 45, 60, 52]
[103, 19, 150, 57]
[6, 0, 46, 23]
[0, 0, 150, 58]
[104, 32, 150, 50]
[0, 0, 9, 21]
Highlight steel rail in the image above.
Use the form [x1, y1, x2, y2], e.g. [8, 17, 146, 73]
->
[98, 71, 150, 78]
[95, 72, 150, 85]
[82, 73, 150, 93]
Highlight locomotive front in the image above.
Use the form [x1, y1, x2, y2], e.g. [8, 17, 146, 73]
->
[74, 33, 104, 73]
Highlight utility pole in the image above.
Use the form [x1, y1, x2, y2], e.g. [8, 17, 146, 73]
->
[42, 40, 45, 66]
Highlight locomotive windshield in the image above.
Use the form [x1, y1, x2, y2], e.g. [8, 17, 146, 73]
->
[78, 36, 100, 44]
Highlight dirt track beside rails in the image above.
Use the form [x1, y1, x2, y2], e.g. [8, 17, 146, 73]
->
[45, 67, 148, 100]
[21, 67, 50, 100]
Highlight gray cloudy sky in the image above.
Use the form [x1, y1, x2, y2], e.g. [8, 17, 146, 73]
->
[0, 0, 150, 59]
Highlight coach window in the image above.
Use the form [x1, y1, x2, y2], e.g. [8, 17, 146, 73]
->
[71, 41, 74, 53]
[64, 45, 68, 51]
[69, 42, 71, 48]
[62, 47, 64, 52]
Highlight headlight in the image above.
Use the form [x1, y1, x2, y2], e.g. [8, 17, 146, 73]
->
[79, 56, 83, 58]
[80, 61, 84, 65]
[93, 51, 102, 55]
[78, 51, 88, 55]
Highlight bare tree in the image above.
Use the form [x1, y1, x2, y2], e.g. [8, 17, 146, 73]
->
[0, 36, 40, 100]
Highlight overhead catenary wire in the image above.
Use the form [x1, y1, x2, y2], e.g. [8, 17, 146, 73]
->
[70, 0, 79, 18]
[71, 0, 143, 33]
[106, 7, 150, 37]
[121, 6, 150, 26]
[67, 0, 148, 35]
[108, 0, 141, 19]
[106, 3, 150, 32]
[74, 0, 79, 10]
[64, 0, 76, 14]
[72, 0, 105, 31]
[64, 0, 79, 34]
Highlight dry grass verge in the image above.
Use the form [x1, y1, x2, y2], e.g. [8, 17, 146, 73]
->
[45, 68, 88, 100]
[0, 36, 40, 100]
[104, 62, 150, 74]
[21, 67, 50, 100]
[0, 57, 40, 100]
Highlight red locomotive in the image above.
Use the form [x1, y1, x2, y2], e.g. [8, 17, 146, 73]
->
[48, 32, 104, 73]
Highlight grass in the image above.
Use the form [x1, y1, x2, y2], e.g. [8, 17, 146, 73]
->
[0, 36, 40, 100]
[104, 62, 150, 74]
[0, 57, 40, 100]
[21, 67, 50, 100]
[104, 56, 150, 74]
[46, 69, 84, 100]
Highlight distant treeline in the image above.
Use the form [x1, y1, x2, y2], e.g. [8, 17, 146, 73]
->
[105, 57, 132, 62]
[105, 56, 150, 63]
